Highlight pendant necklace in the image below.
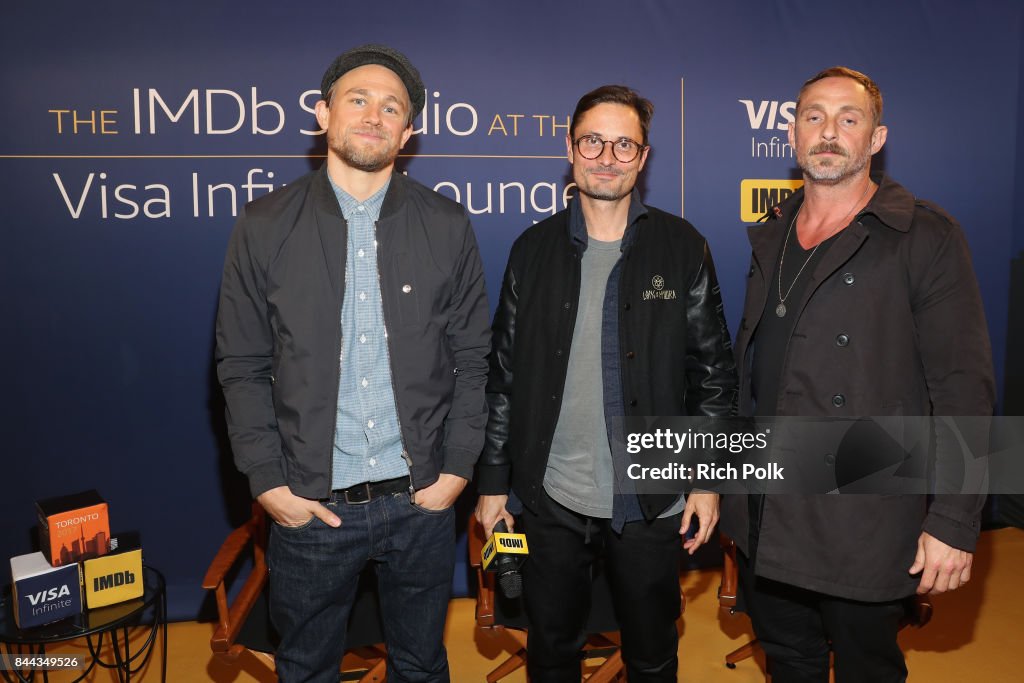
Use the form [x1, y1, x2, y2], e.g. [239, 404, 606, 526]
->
[775, 182, 872, 318]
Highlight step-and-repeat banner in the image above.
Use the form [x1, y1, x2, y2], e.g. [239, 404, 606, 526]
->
[3, 1, 1021, 618]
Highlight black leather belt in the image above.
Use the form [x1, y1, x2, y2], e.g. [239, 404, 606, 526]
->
[332, 476, 411, 504]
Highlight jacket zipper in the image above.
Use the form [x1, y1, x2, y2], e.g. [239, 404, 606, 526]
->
[373, 220, 415, 496]
[326, 219, 348, 499]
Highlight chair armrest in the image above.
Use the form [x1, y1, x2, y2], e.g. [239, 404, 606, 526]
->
[903, 594, 933, 628]
[718, 533, 738, 610]
[475, 563, 496, 627]
[203, 505, 269, 658]
[468, 516, 496, 626]
[202, 521, 256, 590]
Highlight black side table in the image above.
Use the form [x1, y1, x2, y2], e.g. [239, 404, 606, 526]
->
[0, 565, 167, 682]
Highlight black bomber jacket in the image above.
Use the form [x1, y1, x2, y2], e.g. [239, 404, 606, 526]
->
[476, 197, 738, 519]
[216, 166, 491, 499]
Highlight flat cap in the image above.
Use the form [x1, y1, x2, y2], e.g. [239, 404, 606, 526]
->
[320, 44, 425, 120]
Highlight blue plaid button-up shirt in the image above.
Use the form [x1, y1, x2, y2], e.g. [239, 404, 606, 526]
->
[329, 177, 408, 489]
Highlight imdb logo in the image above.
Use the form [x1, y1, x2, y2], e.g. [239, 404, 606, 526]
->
[740, 179, 803, 222]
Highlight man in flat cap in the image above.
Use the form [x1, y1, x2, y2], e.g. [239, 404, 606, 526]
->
[216, 44, 490, 682]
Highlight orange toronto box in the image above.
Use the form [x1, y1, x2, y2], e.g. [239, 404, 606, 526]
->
[36, 490, 110, 567]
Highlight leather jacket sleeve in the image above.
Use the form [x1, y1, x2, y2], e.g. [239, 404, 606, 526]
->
[684, 240, 739, 418]
[475, 248, 519, 495]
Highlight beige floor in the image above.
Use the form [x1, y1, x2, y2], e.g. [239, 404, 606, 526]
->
[30, 527, 1024, 681]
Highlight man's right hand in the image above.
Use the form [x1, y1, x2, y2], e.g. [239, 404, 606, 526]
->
[257, 486, 341, 528]
[475, 494, 514, 537]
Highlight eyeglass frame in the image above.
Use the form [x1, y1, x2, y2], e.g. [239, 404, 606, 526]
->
[572, 134, 648, 163]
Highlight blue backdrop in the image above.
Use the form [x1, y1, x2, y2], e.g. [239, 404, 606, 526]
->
[3, 0, 1021, 620]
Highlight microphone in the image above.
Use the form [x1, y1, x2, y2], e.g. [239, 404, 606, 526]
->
[481, 519, 529, 599]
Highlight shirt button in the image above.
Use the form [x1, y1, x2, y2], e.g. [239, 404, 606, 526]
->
[367, 420, 375, 429]
[361, 378, 369, 388]
[358, 249, 365, 258]
[360, 334, 367, 344]
[357, 206, 365, 212]
[369, 457, 377, 466]
[359, 292, 367, 301]
[626, 351, 636, 359]
[831, 394, 846, 408]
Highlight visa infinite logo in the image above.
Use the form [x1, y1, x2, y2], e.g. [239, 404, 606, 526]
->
[27, 584, 71, 605]
[739, 100, 796, 130]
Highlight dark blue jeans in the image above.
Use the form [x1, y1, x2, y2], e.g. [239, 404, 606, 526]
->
[267, 490, 455, 683]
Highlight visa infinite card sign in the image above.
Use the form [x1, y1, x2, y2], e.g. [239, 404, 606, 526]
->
[10, 552, 82, 628]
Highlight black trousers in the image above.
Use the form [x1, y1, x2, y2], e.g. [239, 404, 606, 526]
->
[520, 490, 682, 683]
[738, 550, 908, 683]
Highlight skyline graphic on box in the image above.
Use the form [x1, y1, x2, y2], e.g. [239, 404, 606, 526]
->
[36, 490, 110, 567]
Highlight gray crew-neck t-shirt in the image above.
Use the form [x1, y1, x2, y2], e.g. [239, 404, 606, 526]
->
[544, 237, 621, 518]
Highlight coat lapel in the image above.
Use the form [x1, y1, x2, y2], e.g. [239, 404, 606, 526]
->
[789, 221, 870, 322]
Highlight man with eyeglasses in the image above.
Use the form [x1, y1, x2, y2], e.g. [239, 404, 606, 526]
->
[475, 84, 737, 682]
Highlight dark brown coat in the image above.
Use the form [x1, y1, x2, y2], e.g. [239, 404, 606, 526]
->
[720, 174, 995, 602]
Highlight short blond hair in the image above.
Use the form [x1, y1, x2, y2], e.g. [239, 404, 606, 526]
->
[797, 66, 883, 127]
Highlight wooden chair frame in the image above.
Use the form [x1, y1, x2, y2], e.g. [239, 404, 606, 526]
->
[468, 516, 628, 683]
[202, 503, 387, 682]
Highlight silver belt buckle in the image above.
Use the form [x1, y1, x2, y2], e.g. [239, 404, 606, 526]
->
[344, 482, 372, 504]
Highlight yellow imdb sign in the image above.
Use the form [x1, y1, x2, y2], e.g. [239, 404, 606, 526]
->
[740, 179, 803, 222]
[83, 548, 143, 608]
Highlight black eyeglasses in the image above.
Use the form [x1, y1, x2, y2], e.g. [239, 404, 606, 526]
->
[573, 134, 647, 163]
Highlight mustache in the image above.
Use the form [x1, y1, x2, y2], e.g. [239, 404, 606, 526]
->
[350, 127, 388, 139]
[585, 166, 624, 176]
[808, 142, 848, 157]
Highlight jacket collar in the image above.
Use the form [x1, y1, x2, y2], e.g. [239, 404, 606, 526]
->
[858, 172, 915, 233]
[311, 163, 411, 294]
[746, 171, 914, 323]
[759, 170, 915, 234]
[312, 163, 409, 221]
[568, 187, 649, 251]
